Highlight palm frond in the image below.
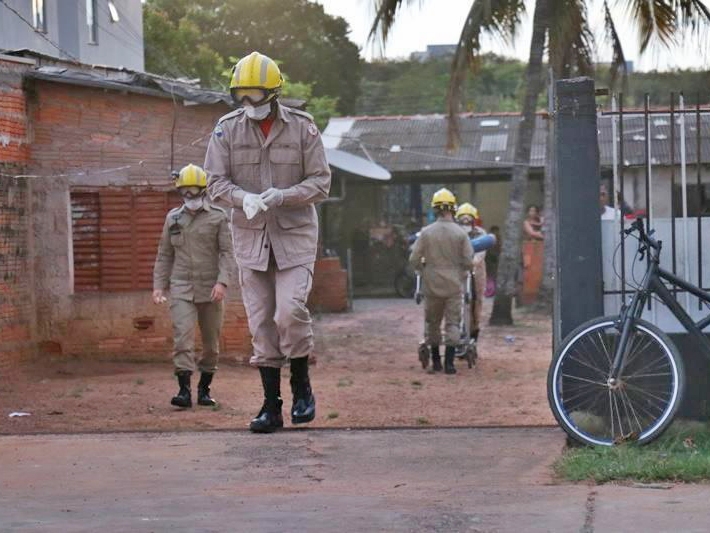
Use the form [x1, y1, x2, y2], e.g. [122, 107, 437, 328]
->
[547, 0, 594, 77]
[367, 0, 419, 49]
[627, 0, 678, 53]
[603, 0, 627, 87]
[445, 0, 526, 149]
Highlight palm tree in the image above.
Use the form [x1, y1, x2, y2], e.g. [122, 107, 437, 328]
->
[369, 0, 710, 325]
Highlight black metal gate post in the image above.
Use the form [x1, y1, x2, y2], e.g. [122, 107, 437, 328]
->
[554, 77, 604, 344]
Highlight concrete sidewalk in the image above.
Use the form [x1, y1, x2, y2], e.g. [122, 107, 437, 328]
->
[0, 427, 707, 532]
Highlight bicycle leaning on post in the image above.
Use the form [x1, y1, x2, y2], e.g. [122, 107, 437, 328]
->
[547, 217, 710, 446]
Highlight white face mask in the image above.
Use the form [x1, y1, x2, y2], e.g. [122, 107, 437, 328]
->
[244, 102, 271, 121]
[462, 224, 473, 234]
[184, 197, 204, 211]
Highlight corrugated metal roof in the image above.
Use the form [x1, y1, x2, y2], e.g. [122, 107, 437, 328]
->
[324, 111, 710, 175]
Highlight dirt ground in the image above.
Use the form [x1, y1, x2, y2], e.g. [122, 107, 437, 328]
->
[0, 298, 555, 434]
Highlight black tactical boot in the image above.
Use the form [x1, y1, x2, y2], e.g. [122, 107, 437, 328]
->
[249, 367, 283, 433]
[431, 345, 443, 372]
[472, 328, 480, 342]
[171, 371, 192, 408]
[290, 356, 316, 424]
[444, 346, 457, 375]
[197, 372, 217, 407]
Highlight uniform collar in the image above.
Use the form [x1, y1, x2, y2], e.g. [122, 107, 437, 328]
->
[235, 101, 289, 124]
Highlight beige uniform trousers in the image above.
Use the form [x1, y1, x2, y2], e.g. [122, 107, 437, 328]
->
[425, 294, 462, 346]
[240, 261, 314, 368]
[171, 298, 224, 374]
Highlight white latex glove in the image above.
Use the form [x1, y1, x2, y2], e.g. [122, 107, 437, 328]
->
[260, 187, 284, 209]
[243, 193, 268, 220]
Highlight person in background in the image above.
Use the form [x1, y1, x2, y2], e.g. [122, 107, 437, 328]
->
[455, 202, 487, 342]
[410, 188, 474, 374]
[153, 164, 235, 409]
[484, 225, 501, 297]
[523, 205, 544, 240]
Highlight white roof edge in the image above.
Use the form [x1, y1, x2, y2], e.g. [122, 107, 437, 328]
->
[322, 118, 355, 149]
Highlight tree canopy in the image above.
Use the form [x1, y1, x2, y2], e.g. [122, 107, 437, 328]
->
[143, 0, 361, 114]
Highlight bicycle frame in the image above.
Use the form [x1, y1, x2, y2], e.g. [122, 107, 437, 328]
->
[610, 242, 710, 379]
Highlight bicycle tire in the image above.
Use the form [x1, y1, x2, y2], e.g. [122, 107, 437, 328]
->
[547, 316, 684, 446]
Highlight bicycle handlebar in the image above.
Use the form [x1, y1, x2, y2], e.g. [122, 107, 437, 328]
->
[624, 217, 661, 253]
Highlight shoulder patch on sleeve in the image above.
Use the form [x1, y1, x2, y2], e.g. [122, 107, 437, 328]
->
[307, 122, 319, 136]
[213, 124, 224, 138]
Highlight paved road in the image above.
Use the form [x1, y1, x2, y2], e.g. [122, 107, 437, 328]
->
[1, 427, 708, 532]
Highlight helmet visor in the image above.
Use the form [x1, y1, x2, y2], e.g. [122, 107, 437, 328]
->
[178, 186, 204, 199]
[233, 88, 268, 105]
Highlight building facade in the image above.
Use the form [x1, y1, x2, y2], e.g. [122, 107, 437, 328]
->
[0, 0, 144, 71]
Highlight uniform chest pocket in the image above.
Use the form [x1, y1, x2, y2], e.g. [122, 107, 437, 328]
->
[231, 147, 262, 187]
[269, 146, 302, 186]
[170, 233, 185, 247]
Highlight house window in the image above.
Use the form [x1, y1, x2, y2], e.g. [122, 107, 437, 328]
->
[70, 189, 181, 292]
[86, 0, 98, 43]
[32, 0, 46, 32]
[107, 0, 119, 22]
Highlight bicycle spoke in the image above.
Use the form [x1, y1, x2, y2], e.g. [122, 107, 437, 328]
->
[566, 348, 609, 379]
[618, 386, 645, 435]
[561, 373, 608, 387]
[624, 334, 656, 370]
[624, 383, 672, 413]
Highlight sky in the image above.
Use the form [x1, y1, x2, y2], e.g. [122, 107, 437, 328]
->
[310, 0, 710, 72]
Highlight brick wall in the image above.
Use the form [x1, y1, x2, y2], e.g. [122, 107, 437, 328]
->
[0, 175, 35, 371]
[0, 56, 30, 164]
[309, 257, 349, 313]
[0, 73, 345, 364]
[0, 57, 35, 370]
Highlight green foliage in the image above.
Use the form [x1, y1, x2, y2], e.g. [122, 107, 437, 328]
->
[143, 0, 360, 114]
[554, 420, 710, 483]
[281, 75, 340, 130]
[356, 54, 526, 115]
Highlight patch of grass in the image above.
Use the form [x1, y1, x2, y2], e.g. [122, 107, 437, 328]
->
[135, 378, 145, 385]
[416, 417, 430, 426]
[337, 377, 354, 388]
[211, 404, 222, 412]
[410, 380, 423, 389]
[555, 420, 710, 483]
[386, 378, 403, 386]
[327, 411, 339, 420]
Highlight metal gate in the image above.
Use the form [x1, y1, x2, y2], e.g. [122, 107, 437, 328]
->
[599, 94, 710, 333]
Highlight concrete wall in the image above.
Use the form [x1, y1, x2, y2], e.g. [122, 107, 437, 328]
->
[0, 0, 144, 71]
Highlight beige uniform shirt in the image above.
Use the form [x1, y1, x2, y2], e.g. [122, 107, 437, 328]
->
[153, 203, 235, 303]
[204, 102, 331, 272]
[409, 219, 474, 298]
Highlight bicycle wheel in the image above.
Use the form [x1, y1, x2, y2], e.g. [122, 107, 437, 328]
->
[548, 316, 684, 446]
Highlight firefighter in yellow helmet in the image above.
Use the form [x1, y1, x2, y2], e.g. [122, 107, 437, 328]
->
[455, 202, 488, 343]
[153, 164, 236, 409]
[409, 188, 474, 374]
[204, 52, 331, 432]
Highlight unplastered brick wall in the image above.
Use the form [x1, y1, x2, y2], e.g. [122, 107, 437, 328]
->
[27, 80, 227, 185]
[0, 173, 35, 370]
[0, 56, 31, 164]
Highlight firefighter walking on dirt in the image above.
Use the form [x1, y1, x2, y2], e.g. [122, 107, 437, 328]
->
[410, 189, 474, 374]
[153, 164, 236, 408]
[455, 202, 487, 343]
[204, 51, 331, 433]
